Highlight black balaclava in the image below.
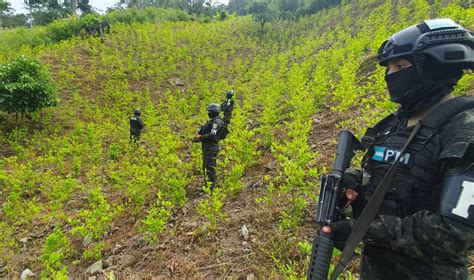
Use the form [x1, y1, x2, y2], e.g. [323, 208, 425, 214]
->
[385, 56, 464, 117]
[208, 111, 218, 119]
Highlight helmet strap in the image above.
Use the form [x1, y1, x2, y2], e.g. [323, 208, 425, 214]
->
[413, 54, 426, 76]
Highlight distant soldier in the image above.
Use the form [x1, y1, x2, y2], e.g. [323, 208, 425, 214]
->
[220, 90, 235, 126]
[194, 103, 225, 193]
[130, 109, 145, 142]
[99, 19, 111, 36]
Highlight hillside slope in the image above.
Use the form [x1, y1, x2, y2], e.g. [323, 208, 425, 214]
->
[1, 0, 473, 278]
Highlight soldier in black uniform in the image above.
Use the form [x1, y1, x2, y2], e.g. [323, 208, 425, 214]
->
[220, 90, 235, 126]
[194, 103, 225, 193]
[321, 19, 474, 279]
[130, 109, 145, 142]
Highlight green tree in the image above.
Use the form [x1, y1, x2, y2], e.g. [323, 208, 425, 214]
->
[301, 0, 342, 15]
[276, 0, 301, 20]
[0, 56, 58, 119]
[0, 0, 13, 28]
[228, 0, 249, 15]
[247, 1, 276, 32]
[23, 0, 95, 25]
[77, 0, 93, 15]
[2, 14, 28, 28]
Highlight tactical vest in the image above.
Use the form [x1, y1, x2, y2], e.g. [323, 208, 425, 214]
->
[199, 117, 224, 145]
[359, 115, 440, 218]
[221, 99, 234, 116]
[130, 116, 143, 133]
[357, 97, 474, 218]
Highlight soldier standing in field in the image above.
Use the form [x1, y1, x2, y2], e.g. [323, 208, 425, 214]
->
[130, 109, 145, 143]
[194, 103, 225, 194]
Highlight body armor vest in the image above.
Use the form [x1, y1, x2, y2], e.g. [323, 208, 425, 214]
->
[221, 99, 234, 116]
[130, 116, 143, 133]
[199, 117, 224, 146]
[358, 114, 442, 218]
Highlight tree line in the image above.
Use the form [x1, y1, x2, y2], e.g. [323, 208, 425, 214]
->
[0, 0, 345, 29]
[0, 0, 93, 27]
[229, 0, 344, 19]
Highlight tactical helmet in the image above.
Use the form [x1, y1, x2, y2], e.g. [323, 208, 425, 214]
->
[207, 103, 221, 113]
[226, 90, 234, 97]
[378, 18, 473, 69]
[134, 109, 141, 116]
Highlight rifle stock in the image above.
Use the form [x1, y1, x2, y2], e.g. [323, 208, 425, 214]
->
[307, 130, 361, 280]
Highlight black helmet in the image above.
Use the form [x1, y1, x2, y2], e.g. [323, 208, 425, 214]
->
[134, 109, 141, 116]
[378, 18, 473, 69]
[206, 103, 221, 113]
[226, 90, 234, 97]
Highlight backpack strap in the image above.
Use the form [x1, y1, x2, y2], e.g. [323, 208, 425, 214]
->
[421, 97, 474, 130]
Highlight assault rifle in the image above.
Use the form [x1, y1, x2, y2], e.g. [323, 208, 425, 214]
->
[307, 130, 361, 280]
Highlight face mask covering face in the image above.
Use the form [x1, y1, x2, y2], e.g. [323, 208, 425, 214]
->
[384, 65, 418, 105]
[386, 66, 463, 118]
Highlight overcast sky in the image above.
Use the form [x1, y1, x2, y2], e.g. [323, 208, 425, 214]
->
[9, 0, 229, 14]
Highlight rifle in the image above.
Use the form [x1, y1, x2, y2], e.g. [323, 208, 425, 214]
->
[307, 130, 361, 280]
[190, 133, 207, 188]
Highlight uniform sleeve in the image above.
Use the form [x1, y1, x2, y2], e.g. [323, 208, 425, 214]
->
[365, 211, 474, 262]
[365, 108, 474, 262]
[201, 121, 222, 141]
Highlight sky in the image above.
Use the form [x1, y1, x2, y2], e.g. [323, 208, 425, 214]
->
[9, 0, 229, 14]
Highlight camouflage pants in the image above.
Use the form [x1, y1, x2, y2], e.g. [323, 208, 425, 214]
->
[202, 145, 219, 189]
[360, 244, 470, 280]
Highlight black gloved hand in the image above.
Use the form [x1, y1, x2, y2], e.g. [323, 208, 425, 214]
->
[325, 218, 356, 251]
[342, 170, 362, 191]
[342, 170, 363, 208]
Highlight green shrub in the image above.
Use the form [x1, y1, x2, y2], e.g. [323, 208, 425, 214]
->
[44, 17, 85, 43]
[70, 187, 120, 240]
[40, 227, 70, 279]
[140, 192, 174, 242]
[0, 56, 57, 118]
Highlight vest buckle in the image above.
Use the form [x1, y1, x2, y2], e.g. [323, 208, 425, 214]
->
[361, 135, 375, 150]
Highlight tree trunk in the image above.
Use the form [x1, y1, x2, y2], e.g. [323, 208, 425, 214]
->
[71, 0, 77, 15]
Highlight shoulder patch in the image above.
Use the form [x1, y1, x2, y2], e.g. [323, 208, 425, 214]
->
[440, 141, 471, 160]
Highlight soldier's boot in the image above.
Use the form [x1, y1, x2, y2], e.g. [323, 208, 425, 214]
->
[209, 179, 218, 192]
[197, 187, 205, 195]
[207, 166, 218, 192]
[198, 182, 214, 195]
